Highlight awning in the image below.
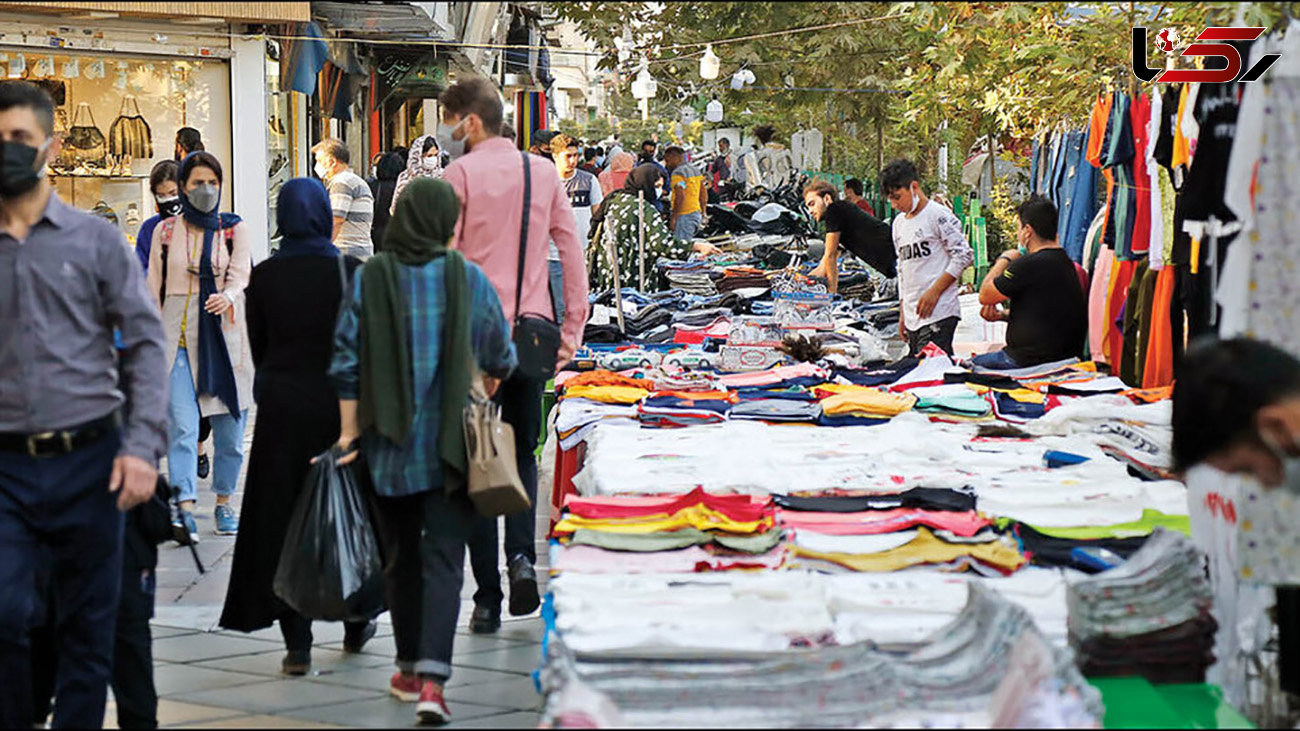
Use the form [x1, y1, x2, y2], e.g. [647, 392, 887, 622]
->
[312, 1, 452, 40]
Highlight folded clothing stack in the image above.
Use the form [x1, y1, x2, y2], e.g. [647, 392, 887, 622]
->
[550, 488, 784, 575]
[1067, 528, 1215, 684]
[540, 583, 1103, 728]
[815, 386, 917, 427]
[837, 272, 876, 301]
[716, 266, 773, 293]
[728, 398, 822, 423]
[659, 261, 718, 295]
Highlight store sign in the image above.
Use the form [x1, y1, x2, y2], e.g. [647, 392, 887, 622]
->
[1131, 26, 1280, 83]
[373, 51, 447, 108]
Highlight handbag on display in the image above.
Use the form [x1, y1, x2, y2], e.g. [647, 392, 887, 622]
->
[60, 102, 108, 169]
[463, 370, 530, 518]
[108, 95, 153, 159]
[510, 149, 563, 381]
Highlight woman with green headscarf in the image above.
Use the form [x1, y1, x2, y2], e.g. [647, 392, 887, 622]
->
[327, 177, 516, 724]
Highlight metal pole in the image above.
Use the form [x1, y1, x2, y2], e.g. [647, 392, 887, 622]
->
[637, 189, 646, 291]
[603, 220, 627, 334]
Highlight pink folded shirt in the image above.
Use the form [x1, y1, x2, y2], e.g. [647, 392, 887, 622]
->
[777, 508, 991, 538]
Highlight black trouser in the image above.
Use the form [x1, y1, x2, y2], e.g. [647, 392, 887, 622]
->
[0, 432, 123, 729]
[198, 415, 211, 445]
[906, 316, 960, 358]
[465, 370, 546, 612]
[278, 613, 372, 653]
[1278, 587, 1300, 695]
[372, 489, 483, 681]
[110, 565, 158, 729]
[31, 540, 159, 730]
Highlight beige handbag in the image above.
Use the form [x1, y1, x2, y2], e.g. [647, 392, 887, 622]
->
[464, 374, 530, 517]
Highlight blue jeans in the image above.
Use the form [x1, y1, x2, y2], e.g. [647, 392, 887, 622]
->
[168, 348, 247, 504]
[0, 429, 123, 728]
[970, 349, 1022, 370]
[547, 259, 565, 325]
[673, 211, 702, 242]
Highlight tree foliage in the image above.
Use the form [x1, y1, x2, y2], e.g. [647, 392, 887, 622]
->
[553, 1, 1295, 189]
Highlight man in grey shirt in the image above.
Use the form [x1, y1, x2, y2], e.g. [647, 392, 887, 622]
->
[0, 81, 168, 728]
[313, 138, 374, 260]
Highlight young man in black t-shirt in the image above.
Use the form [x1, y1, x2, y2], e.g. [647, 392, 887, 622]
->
[803, 180, 896, 294]
[976, 195, 1087, 369]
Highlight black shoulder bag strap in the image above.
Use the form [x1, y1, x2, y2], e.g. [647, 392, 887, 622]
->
[509, 151, 562, 381]
[514, 149, 531, 321]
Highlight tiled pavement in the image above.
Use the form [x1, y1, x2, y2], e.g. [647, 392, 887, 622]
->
[110, 410, 551, 729]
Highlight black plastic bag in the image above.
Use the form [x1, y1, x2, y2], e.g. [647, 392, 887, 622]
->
[273, 449, 385, 622]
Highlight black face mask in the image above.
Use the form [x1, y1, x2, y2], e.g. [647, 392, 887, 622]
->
[156, 195, 183, 219]
[0, 139, 47, 199]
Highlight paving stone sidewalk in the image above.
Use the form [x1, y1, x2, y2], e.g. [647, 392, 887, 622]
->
[112, 411, 549, 729]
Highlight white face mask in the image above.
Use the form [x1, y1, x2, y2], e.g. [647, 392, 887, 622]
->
[1263, 431, 1300, 492]
[314, 160, 330, 180]
[908, 184, 922, 214]
[436, 118, 468, 161]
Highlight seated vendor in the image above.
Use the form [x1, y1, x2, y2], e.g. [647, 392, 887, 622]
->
[804, 180, 896, 294]
[974, 195, 1086, 370]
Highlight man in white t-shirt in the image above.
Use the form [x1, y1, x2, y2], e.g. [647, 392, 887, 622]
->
[548, 133, 602, 325]
[881, 158, 973, 356]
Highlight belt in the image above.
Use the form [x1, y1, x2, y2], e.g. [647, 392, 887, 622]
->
[0, 413, 120, 458]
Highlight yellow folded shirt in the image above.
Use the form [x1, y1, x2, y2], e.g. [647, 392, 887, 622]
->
[820, 390, 917, 417]
[552, 504, 774, 536]
[965, 385, 1045, 405]
[564, 385, 651, 404]
[790, 527, 1025, 574]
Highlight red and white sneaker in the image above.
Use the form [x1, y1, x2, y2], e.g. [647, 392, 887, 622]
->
[389, 671, 422, 702]
[416, 680, 451, 726]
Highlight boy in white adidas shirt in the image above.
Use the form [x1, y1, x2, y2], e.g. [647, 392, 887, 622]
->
[881, 159, 974, 356]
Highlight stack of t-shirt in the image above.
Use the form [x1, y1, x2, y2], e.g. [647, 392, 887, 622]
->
[1067, 528, 1215, 683]
[814, 384, 917, 426]
[637, 390, 736, 428]
[550, 488, 785, 574]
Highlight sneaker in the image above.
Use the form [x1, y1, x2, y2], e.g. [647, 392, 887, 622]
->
[172, 509, 199, 546]
[390, 671, 422, 702]
[469, 604, 501, 635]
[281, 650, 311, 676]
[214, 504, 239, 535]
[507, 555, 540, 617]
[342, 621, 377, 653]
[416, 680, 451, 726]
[196, 453, 210, 479]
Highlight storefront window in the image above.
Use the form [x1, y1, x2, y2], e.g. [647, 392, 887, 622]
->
[265, 39, 291, 253]
[0, 48, 233, 246]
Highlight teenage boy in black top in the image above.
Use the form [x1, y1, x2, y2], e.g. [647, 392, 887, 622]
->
[976, 195, 1087, 369]
[803, 180, 895, 294]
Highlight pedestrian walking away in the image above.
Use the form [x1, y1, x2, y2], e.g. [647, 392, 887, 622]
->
[0, 79, 168, 729]
[439, 75, 590, 631]
[369, 147, 406, 253]
[219, 177, 375, 676]
[146, 150, 254, 541]
[328, 177, 517, 725]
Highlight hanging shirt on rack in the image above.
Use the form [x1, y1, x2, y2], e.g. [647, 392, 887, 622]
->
[1129, 92, 1153, 257]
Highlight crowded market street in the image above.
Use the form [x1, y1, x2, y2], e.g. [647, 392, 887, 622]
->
[3, 1, 1300, 729]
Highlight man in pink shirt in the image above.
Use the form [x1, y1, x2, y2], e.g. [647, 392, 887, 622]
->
[438, 76, 589, 631]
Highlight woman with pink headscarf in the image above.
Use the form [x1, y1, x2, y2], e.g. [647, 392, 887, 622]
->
[597, 151, 635, 197]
